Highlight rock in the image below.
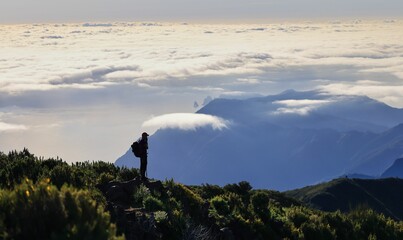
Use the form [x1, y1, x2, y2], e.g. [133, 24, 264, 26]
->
[97, 179, 166, 240]
[106, 185, 128, 203]
[97, 178, 167, 206]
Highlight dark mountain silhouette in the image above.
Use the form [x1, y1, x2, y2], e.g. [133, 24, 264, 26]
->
[286, 178, 403, 220]
[381, 158, 403, 178]
[116, 90, 403, 190]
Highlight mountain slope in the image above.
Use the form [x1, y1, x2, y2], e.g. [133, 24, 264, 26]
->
[348, 124, 403, 176]
[381, 158, 403, 178]
[116, 90, 403, 190]
[117, 125, 379, 190]
[286, 178, 403, 220]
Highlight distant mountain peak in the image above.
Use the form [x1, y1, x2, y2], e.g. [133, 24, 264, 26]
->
[279, 89, 297, 95]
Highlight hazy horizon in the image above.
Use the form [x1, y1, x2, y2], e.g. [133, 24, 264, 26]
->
[1, 0, 402, 24]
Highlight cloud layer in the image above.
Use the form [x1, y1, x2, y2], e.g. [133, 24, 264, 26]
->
[1, 20, 402, 162]
[1, 21, 402, 107]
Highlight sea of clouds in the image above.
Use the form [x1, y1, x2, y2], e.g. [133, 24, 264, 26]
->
[1, 20, 402, 162]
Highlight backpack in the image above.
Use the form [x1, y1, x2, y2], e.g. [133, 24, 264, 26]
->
[131, 141, 141, 158]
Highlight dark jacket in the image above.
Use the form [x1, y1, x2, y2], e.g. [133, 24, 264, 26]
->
[138, 137, 148, 157]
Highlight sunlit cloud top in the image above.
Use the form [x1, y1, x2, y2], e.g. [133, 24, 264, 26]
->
[1, 21, 403, 107]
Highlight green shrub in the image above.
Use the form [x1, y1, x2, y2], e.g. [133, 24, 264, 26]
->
[348, 207, 403, 240]
[154, 211, 168, 223]
[98, 172, 115, 185]
[50, 164, 74, 188]
[0, 150, 139, 190]
[133, 184, 151, 207]
[300, 215, 336, 240]
[89, 161, 118, 176]
[323, 211, 354, 239]
[90, 187, 107, 208]
[224, 181, 252, 205]
[286, 206, 310, 228]
[0, 149, 42, 187]
[210, 195, 231, 216]
[0, 179, 123, 240]
[250, 191, 270, 221]
[169, 183, 205, 223]
[198, 183, 224, 199]
[116, 167, 139, 181]
[143, 195, 164, 212]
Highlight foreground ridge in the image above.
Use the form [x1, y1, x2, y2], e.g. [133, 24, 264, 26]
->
[1, 150, 403, 240]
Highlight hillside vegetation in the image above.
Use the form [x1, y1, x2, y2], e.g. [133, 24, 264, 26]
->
[286, 178, 403, 221]
[1, 149, 403, 239]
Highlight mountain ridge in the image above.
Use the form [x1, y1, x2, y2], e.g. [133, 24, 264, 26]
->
[285, 177, 403, 221]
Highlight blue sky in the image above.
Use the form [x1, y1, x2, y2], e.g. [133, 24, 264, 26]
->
[1, 0, 403, 23]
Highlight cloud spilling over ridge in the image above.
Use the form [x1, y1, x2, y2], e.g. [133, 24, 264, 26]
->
[142, 113, 230, 131]
[274, 99, 332, 107]
[273, 99, 333, 115]
[318, 81, 403, 108]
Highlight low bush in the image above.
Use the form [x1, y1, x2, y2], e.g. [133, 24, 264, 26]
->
[0, 179, 123, 240]
[143, 195, 164, 212]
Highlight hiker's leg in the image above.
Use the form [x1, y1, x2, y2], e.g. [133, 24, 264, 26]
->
[144, 156, 148, 177]
[140, 157, 146, 179]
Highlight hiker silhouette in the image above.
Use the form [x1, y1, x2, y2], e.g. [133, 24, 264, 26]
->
[137, 132, 149, 180]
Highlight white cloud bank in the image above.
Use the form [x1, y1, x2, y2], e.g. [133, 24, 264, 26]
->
[0, 121, 27, 132]
[142, 113, 229, 131]
[1, 21, 403, 107]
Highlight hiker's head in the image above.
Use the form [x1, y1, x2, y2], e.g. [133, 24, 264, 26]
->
[142, 132, 149, 138]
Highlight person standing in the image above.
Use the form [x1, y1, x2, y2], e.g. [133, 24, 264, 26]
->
[138, 132, 149, 181]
